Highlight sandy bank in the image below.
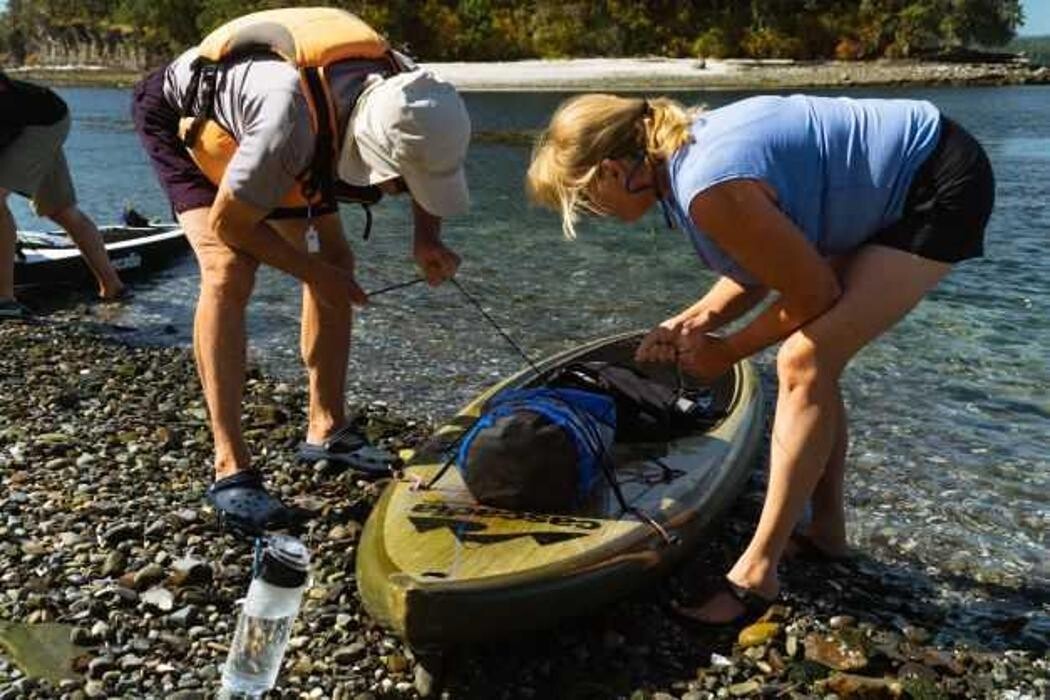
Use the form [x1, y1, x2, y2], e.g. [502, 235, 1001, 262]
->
[7, 56, 1050, 91]
[423, 57, 1050, 91]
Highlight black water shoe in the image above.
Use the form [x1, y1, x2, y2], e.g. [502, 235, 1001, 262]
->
[0, 300, 33, 321]
[205, 470, 313, 539]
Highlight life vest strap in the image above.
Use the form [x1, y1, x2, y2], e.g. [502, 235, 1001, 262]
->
[181, 62, 218, 149]
[299, 65, 336, 206]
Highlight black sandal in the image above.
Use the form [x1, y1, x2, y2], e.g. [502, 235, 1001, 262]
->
[671, 578, 776, 629]
[297, 423, 393, 477]
[205, 470, 314, 538]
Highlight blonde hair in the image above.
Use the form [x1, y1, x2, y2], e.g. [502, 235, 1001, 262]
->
[527, 94, 696, 239]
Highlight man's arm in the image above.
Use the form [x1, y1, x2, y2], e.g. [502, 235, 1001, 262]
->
[209, 186, 366, 307]
[209, 186, 315, 281]
[411, 199, 460, 285]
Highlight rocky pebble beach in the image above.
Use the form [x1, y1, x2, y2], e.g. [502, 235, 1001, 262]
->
[1, 315, 1047, 699]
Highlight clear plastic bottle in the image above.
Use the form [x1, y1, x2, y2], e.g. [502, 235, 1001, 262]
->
[219, 535, 310, 699]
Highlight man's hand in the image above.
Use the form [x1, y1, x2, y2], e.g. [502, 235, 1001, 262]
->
[634, 316, 685, 365]
[413, 239, 461, 286]
[308, 260, 368, 309]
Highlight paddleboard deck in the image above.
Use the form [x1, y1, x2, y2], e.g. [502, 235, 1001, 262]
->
[357, 330, 765, 647]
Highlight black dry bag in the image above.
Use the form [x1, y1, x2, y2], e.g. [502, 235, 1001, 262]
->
[545, 361, 714, 443]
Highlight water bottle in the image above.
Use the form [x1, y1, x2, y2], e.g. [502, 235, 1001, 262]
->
[219, 535, 310, 699]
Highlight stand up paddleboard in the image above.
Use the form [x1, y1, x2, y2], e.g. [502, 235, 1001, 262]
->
[14, 223, 188, 290]
[357, 330, 766, 648]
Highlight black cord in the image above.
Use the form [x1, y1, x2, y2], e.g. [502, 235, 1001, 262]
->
[420, 278, 681, 546]
[450, 278, 543, 376]
[366, 277, 425, 297]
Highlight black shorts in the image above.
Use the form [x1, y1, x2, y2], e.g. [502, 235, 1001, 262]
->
[870, 116, 995, 263]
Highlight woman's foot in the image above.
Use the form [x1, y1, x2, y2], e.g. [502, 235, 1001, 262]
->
[674, 557, 781, 626]
[672, 576, 779, 627]
[785, 528, 850, 563]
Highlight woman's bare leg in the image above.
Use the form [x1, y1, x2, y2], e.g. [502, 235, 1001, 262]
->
[679, 245, 951, 623]
[801, 391, 849, 555]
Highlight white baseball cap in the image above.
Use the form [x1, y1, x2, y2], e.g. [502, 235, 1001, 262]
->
[338, 69, 471, 218]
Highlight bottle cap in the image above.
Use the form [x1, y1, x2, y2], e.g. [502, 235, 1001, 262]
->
[258, 535, 310, 588]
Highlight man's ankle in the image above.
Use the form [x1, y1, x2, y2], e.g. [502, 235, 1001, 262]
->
[214, 464, 250, 481]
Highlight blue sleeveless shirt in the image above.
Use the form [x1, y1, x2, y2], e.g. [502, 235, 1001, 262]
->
[665, 95, 942, 285]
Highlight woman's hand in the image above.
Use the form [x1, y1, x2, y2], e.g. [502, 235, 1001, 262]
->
[635, 316, 686, 364]
[678, 331, 736, 383]
[414, 239, 461, 286]
[309, 261, 368, 309]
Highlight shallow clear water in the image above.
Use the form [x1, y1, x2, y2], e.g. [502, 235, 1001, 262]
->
[11, 84, 1049, 645]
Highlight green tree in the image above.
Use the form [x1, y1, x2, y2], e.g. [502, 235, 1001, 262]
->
[0, 0, 1027, 65]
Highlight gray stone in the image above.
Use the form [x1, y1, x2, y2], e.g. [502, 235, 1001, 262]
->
[168, 605, 198, 628]
[87, 656, 114, 679]
[101, 550, 126, 578]
[167, 692, 206, 700]
[119, 654, 144, 671]
[101, 522, 142, 547]
[169, 556, 212, 587]
[132, 563, 166, 590]
[333, 642, 368, 665]
[83, 680, 106, 698]
[141, 586, 174, 612]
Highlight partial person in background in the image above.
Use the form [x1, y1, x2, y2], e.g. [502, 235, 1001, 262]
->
[0, 72, 127, 318]
[131, 8, 470, 536]
[527, 92, 994, 625]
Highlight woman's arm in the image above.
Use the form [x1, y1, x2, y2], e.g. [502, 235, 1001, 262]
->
[636, 275, 767, 364]
[675, 275, 769, 334]
[679, 179, 841, 379]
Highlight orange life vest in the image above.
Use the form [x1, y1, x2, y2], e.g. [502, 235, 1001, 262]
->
[178, 7, 397, 211]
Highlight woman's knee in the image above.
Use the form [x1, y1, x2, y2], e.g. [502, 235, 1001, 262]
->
[776, 334, 841, 397]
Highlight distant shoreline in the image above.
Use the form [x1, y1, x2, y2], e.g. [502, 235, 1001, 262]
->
[7, 57, 1050, 91]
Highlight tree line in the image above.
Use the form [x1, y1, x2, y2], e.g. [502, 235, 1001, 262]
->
[0, 0, 1027, 66]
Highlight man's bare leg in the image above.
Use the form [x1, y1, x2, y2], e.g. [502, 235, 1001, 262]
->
[269, 213, 354, 444]
[0, 190, 16, 301]
[48, 205, 125, 299]
[179, 207, 261, 479]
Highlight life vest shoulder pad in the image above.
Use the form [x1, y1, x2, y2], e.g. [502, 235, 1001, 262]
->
[198, 7, 389, 68]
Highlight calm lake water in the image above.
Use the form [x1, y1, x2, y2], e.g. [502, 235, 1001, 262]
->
[12, 83, 1049, 647]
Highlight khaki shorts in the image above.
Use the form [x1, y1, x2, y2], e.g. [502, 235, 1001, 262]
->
[0, 114, 77, 216]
